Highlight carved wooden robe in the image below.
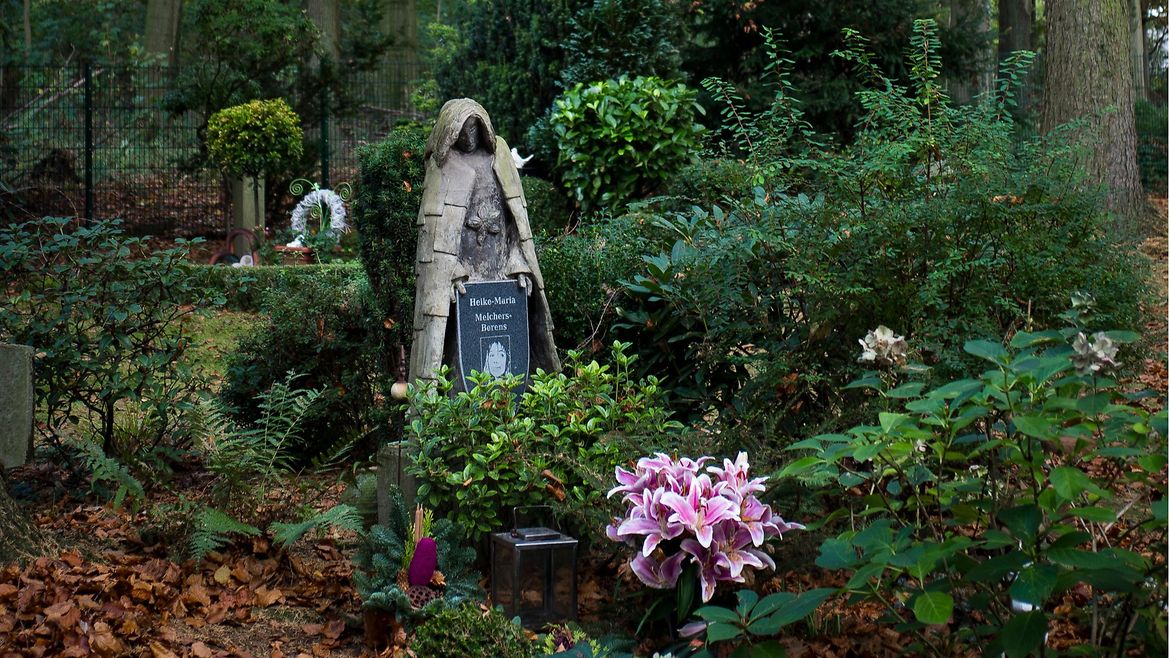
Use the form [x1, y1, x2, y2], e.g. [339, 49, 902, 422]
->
[408, 99, 560, 385]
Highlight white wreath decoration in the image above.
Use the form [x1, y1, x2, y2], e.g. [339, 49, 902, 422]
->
[290, 188, 349, 237]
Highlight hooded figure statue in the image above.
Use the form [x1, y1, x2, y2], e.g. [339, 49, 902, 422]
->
[408, 98, 560, 386]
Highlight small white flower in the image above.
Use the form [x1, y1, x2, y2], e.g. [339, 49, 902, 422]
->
[858, 325, 909, 367]
[1071, 332, 1119, 376]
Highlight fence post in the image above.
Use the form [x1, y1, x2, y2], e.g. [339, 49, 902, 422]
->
[83, 61, 94, 221]
[320, 87, 330, 189]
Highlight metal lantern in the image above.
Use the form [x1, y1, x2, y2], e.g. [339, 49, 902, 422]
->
[490, 507, 578, 627]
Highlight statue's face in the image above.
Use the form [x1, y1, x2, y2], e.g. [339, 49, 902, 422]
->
[455, 118, 481, 152]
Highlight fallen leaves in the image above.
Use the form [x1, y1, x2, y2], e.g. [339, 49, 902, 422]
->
[0, 498, 364, 657]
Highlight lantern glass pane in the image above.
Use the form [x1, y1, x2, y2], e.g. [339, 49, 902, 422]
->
[516, 548, 548, 617]
[549, 544, 576, 619]
[491, 538, 515, 611]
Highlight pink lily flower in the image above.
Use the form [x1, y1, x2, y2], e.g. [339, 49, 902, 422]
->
[630, 551, 686, 589]
[662, 483, 739, 548]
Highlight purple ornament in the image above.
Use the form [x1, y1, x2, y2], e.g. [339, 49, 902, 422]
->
[408, 537, 438, 587]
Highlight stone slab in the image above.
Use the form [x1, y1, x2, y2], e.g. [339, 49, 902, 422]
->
[454, 279, 529, 393]
[0, 344, 34, 469]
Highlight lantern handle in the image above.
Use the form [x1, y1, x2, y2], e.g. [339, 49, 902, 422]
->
[511, 505, 557, 532]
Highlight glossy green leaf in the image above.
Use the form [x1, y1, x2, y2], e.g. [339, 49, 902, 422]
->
[1012, 415, 1051, 438]
[998, 505, 1042, 542]
[767, 588, 835, 628]
[816, 538, 857, 569]
[965, 340, 1008, 362]
[736, 589, 759, 617]
[706, 621, 743, 643]
[1001, 611, 1048, 658]
[695, 606, 741, 624]
[1010, 564, 1058, 606]
[912, 591, 953, 625]
[1050, 466, 1108, 500]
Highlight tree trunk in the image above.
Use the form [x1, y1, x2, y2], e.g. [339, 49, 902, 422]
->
[382, 0, 419, 111]
[998, 0, 1035, 109]
[948, 0, 994, 104]
[144, 0, 183, 69]
[304, 0, 341, 63]
[1042, 0, 1145, 222]
[0, 473, 51, 564]
[998, 0, 1034, 57]
[1129, 0, 1147, 101]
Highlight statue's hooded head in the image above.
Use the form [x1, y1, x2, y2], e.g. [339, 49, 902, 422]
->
[427, 99, 498, 167]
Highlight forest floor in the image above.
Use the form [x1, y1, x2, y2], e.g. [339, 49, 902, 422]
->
[1, 200, 1166, 658]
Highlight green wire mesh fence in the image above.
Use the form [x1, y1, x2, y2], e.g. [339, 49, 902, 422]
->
[0, 61, 423, 237]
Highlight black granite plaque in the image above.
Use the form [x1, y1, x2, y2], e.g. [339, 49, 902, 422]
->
[455, 279, 530, 392]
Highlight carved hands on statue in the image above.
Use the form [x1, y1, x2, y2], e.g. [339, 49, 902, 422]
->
[515, 273, 532, 297]
[451, 279, 467, 301]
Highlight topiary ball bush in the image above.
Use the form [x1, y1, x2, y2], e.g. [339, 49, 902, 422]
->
[411, 602, 533, 658]
[206, 98, 304, 178]
[549, 75, 704, 213]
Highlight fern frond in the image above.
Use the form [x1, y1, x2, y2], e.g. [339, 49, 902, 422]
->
[77, 441, 146, 512]
[187, 507, 261, 562]
[270, 503, 363, 548]
[340, 471, 380, 530]
[309, 431, 359, 470]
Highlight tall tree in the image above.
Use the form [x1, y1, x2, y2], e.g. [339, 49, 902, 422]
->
[305, 0, 340, 63]
[1042, 0, 1145, 221]
[997, 0, 1034, 57]
[144, 0, 183, 68]
[947, 0, 993, 104]
[998, 0, 1035, 110]
[1129, 0, 1147, 100]
[381, 0, 418, 109]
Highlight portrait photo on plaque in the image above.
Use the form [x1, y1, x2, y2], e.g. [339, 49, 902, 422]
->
[480, 336, 512, 379]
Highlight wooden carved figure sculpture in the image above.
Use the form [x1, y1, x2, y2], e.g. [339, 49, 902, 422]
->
[408, 98, 559, 386]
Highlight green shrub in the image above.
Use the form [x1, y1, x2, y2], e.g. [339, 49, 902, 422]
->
[536, 214, 651, 351]
[549, 75, 705, 213]
[660, 157, 757, 211]
[407, 342, 682, 542]
[219, 265, 381, 458]
[412, 602, 533, 658]
[781, 331, 1168, 656]
[351, 125, 427, 354]
[185, 262, 362, 312]
[521, 176, 575, 236]
[617, 21, 1148, 440]
[206, 98, 304, 178]
[0, 217, 213, 457]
